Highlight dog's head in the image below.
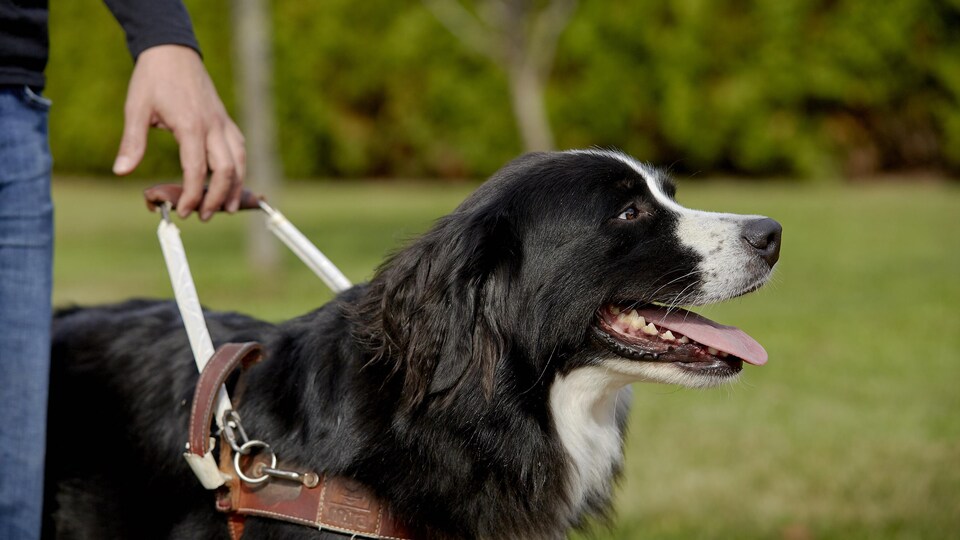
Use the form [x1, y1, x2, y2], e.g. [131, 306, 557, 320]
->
[355, 149, 781, 406]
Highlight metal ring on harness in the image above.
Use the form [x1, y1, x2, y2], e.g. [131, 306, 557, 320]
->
[233, 440, 277, 485]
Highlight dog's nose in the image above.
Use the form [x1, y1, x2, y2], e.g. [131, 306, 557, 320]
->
[741, 217, 782, 267]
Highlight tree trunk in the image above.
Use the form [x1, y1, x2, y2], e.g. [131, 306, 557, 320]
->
[507, 62, 554, 152]
[423, 0, 575, 154]
[232, 0, 281, 275]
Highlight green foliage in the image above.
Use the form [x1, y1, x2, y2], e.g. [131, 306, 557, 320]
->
[270, 0, 519, 178]
[44, 0, 960, 179]
[556, 0, 960, 177]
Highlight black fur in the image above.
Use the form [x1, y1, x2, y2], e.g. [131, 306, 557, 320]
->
[44, 151, 733, 539]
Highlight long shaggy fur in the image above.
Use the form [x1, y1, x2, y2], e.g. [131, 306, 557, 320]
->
[44, 150, 778, 539]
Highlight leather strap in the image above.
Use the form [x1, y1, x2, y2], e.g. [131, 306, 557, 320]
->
[144, 184, 264, 213]
[187, 342, 264, 458]
[217, 451, 412, 540]
[187, 342, 411, 540]
[186, 342, 412, 539]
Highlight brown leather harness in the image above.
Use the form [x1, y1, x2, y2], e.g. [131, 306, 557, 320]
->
[146, 186, 409, 538]
[188, 342, 412, 540]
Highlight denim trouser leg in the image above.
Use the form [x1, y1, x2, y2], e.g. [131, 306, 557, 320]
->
[0, 87, 54, 540]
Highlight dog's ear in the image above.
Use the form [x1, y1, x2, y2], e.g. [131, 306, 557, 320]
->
[425, 211, 517, 396]
[355, 207, 518, 410]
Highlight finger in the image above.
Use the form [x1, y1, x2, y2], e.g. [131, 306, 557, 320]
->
[113, 99, 151, 176]
[227, 177, 245, 214]
[224, 121, 246, 212]
[175, 122, 208, 219]
[202, 127, 239, 219]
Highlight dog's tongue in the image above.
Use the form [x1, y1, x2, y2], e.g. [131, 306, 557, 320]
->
[635, 306, 768, 366]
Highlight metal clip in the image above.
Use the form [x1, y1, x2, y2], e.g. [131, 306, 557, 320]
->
[221, 409, 319, 488]
[258, 466, 320, 488]
[221, 410, 250, 454]
[160, 201, 172, 223]
[233, 440, 276, 484]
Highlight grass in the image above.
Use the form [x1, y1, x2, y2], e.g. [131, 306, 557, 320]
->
[52, 177, 960, 539]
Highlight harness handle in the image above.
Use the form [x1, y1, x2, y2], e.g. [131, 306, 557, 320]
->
[144, 184, 264, 213]
[144, 182, 351, 293]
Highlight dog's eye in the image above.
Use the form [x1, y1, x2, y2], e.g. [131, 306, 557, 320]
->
[617, 205, 643, 221]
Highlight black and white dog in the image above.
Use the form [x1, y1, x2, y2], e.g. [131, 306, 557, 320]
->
[45, 149, 781, 539]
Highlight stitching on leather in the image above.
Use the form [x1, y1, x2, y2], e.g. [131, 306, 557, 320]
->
[192, 346, 237, 453]
[316, 476, 328, 525]
[236, 507, 316, 528]
[190, 344, 245, 455]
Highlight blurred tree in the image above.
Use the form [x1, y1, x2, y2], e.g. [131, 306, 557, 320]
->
[232, 0, 281, 274]
[423, 0, 578, 152]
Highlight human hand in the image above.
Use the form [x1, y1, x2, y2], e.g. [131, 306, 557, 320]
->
[112, 44, 245, 221]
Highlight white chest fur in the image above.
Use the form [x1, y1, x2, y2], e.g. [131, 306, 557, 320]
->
[548, 366, 633, 515]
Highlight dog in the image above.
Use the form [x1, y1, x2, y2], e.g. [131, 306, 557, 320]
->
[44, 149, 781, 539]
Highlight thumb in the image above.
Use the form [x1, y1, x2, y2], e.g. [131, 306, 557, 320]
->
[113, 106, 150, 176]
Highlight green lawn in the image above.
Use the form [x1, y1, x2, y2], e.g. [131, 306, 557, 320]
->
[52, 177, 960, 539]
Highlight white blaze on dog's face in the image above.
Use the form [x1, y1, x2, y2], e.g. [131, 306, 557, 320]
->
[644, 171, 779, 306]
[600, 149, 781, 307]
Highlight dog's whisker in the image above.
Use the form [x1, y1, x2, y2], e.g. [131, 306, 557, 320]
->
[519, 343, 559, 396]
[633, 268, 705, 312]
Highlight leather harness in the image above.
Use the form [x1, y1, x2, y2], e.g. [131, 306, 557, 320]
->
[187, 342, 412, 540]
[146, 185, 407, 537]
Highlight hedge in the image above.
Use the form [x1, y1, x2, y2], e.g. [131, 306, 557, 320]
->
[45, 0, 960, 179]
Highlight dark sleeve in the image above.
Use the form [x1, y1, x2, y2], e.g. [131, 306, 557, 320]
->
[102, 0, 201, 60]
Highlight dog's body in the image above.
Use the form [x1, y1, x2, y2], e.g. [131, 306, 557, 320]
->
[44, 150, 781, 539]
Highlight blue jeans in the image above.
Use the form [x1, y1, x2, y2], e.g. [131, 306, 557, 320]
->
[0, 86, 54, 540]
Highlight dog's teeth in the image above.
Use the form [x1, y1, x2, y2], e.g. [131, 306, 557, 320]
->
[642, 323, 658, 335]
[678, 336, 690, 344]
[661, 330, 676, 341]
[610, 306, 621, 315]
[718, 351, 729, 358]
[707, 347, 719, 356]
[623, 310, 646, 330]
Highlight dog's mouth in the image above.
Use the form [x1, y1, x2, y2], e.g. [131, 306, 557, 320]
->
[592, 304, 767, 375]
